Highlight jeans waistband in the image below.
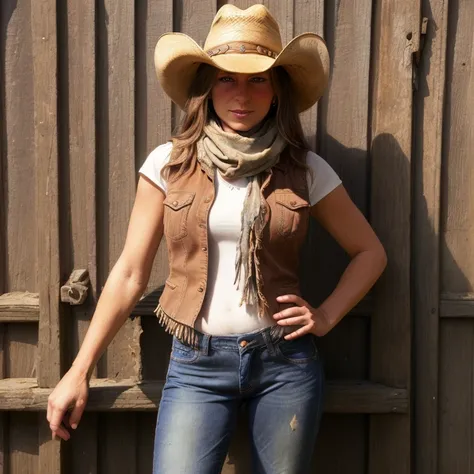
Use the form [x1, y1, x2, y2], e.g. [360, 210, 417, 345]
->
[181, 324, 292, 355]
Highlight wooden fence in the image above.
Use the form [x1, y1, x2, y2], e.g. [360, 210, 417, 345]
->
[0, 0, 472, 473]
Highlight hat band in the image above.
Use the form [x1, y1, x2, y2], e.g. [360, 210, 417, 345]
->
[206, 42, 278, 59]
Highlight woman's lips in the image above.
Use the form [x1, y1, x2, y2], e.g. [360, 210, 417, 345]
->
[230, 110, 253, 119]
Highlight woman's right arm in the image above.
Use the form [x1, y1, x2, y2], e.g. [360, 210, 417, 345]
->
[47, 175, 166, 441]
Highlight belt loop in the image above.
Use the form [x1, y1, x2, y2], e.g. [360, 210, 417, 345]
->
[263, 328, 278, 356]
[200, 333, 211, 356]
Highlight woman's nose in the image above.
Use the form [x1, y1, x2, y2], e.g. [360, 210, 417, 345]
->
[234, 80, 250, 101]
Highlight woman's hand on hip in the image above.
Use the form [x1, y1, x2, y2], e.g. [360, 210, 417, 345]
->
[272, 294, 333, 339]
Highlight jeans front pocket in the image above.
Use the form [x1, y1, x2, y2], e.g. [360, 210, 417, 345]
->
[163, 191, 195, 241]
[276, 333, 319, 364]
[170, 337, 200, 364]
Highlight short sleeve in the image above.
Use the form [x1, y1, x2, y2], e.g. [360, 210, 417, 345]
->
[305, 151, 342, 206]
[138, 142, 173, 194]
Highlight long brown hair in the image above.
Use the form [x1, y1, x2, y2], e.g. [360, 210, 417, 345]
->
[161, 64, 310, 183]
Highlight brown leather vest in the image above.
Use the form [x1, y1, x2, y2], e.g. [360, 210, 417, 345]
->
[155, 147, 310, 345]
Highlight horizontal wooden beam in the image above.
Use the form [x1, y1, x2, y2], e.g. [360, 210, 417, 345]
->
[0, 291, 376, 322]
[0, 292, 40, 322]
[440, 295, 474, 318]
[0, 378, 408, 414]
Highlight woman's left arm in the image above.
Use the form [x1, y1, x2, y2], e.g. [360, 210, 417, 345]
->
[273, 184, 388, 339]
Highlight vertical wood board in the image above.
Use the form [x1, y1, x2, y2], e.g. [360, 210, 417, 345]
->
[369, 0, 419, 472]
[3, 0, 37, 292]
[413, 1, 448, 473]
[441, 0, 474, 295]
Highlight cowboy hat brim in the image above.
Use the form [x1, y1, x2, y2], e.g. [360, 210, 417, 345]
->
[154, 32, 329, 113]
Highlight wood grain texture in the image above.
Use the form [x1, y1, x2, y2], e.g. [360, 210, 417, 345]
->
[9, 413, 38, 474]
[98, 413, 137, 474]
[61, 0, 98, 375]
[314, 415, 367, 474]
[439, 320, 474, 474]
[0, 378, 408, 414]
[0, 325, 5, 474]
[31, 1, 63, 469]
[369, 0, 419, 471]
[96, 0, 141, 381]
[413, 2, 448, 473]
[0, 0, 6, 295]
[263, 0, 293, 45]
[32, 0, 61, 388]
[294, 0, 323, 150]
[440, 297, 474, 317]
[67, 413, 98, 474]
[0, 292, 39, 322]
[5, 324, 37, 379]
[3, 0, 37, 293]
[136, 413, 156, 474]
[441, 0, 474, 296]
[135, 0, 172, 297]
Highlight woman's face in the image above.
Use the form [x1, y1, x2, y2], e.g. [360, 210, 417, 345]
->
[211, 70, 274, 133]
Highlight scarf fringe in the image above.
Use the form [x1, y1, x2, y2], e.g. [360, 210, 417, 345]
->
[154, 304, 199, 347]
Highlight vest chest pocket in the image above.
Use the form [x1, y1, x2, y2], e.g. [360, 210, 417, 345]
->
[163, 191, 196, 241]
[274, 192, 310, 238]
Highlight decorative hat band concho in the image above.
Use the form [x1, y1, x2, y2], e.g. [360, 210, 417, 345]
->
[206, 42, 278, 59]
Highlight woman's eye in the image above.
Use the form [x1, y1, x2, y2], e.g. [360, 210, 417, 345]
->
[219, 76, 234, 83]
[250, 77, 267, 83]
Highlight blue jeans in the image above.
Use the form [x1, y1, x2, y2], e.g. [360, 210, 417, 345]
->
[153, 326, 325, 474]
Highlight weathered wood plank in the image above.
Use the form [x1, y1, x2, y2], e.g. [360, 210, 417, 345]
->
[64, 0, 98, 375]
[3, 0, 36, 293]
[137, 413, 156, 474]
[63, 2, 99, 471]
[172, 0, 216, 129]
[294, 0, 323, 150]
[96, 0, 141, 381]
[439, 320, 473, 474]
[4, 324, 37, 379]
[0, 326, 5, 474]
[440, 297, 474, 318]
[441, 0, 474, 296]
[9, 413, 38, 474]
[314, 415, 367, 474]
[69, 414, 98, 474]
[0, 413, 6, 474]
[135, 0, 172, 297]
[369, 0, 419, 472]
[32, 0, 61, 387]
[99, 413, 137, 474]
[31, 0, 61, 470]
[0, 292, 39, 322]
[0, 378, 408, 414]
[0, 0, 5, 296]
[413, 4, 448, 474]
[263, 0, 293, 45]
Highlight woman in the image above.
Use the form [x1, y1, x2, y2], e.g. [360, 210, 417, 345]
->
[47, 4, 387, 473]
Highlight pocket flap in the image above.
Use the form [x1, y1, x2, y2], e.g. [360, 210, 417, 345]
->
[275, 193, 309, 210]
[164, 192, 195, 211]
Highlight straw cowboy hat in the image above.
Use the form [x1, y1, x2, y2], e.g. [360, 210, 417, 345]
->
[154, 4, 330, 112]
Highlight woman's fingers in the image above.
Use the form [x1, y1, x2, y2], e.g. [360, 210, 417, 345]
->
[276, 315, 308, 326]
[68, 396, 87, 430]
[52, 423, 71, 441]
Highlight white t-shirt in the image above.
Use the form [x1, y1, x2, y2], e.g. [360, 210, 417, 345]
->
[139, 141, 342, 335]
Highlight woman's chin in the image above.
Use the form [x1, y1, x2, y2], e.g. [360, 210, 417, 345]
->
[222, 118, 262, 133]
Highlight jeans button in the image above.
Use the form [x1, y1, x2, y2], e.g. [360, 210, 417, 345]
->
[239, 340, 248, 348]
